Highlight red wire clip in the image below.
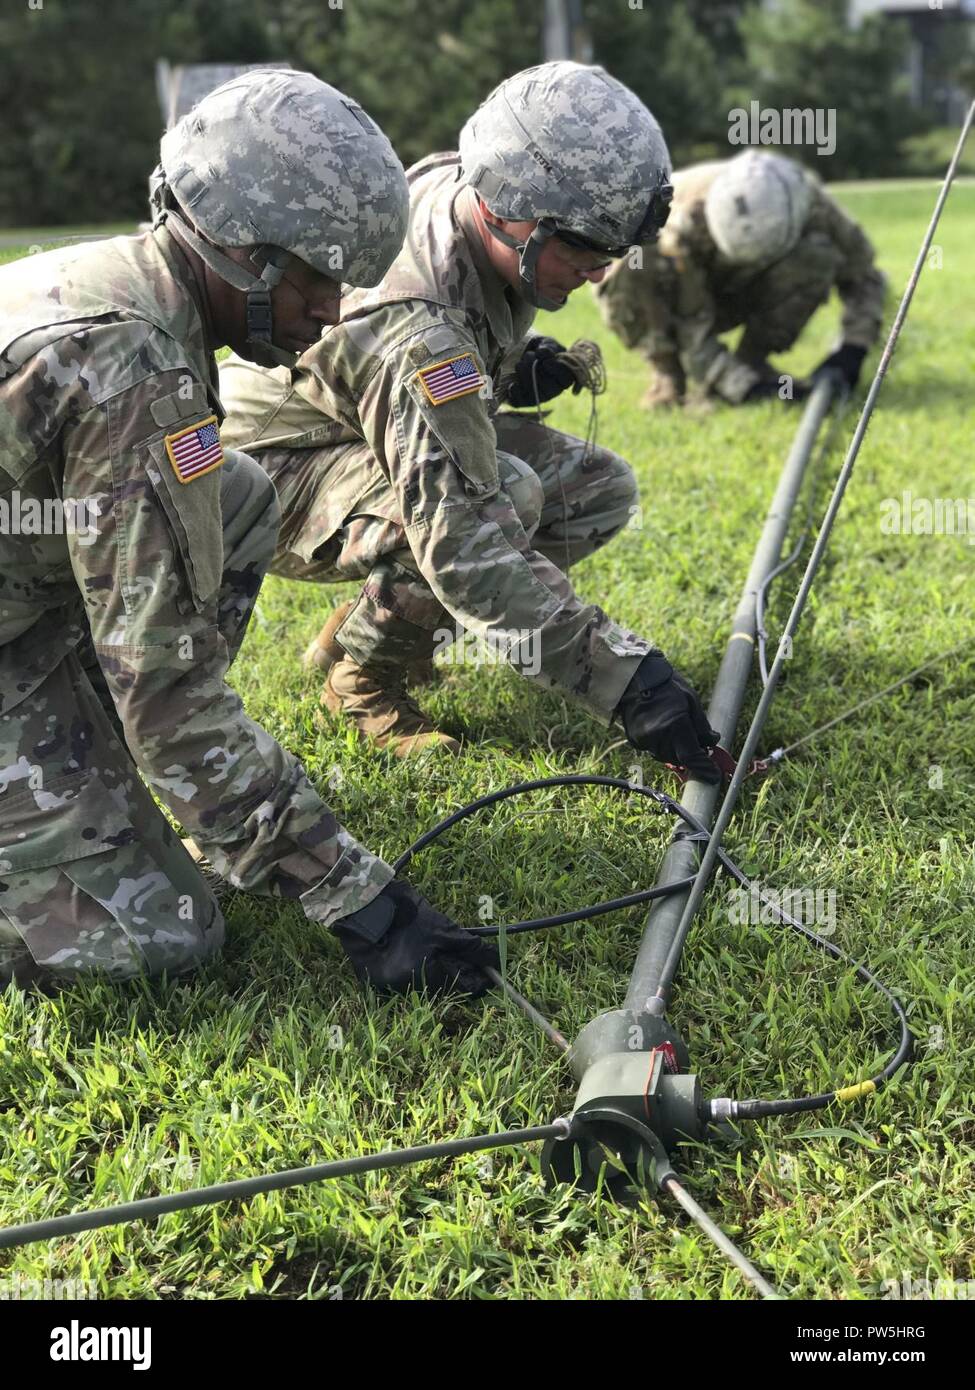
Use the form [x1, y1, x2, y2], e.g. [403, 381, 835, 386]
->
[665, 744, 778, 784]
[665, 744, 738, 785]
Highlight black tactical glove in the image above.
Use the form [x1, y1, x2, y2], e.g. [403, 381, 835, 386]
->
[332, 879, 500, 997]
[743, 376, 809, 404]
[506, 336, 578, 408]
[813, 343, 867, 390]
[615, 652, 722, 785]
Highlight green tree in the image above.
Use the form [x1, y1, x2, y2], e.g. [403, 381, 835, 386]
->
[584, 0, 731, 164]
[0, 0, 275, 228]
[0, 0, 938, 228]
[0, 0, 165, 226]
[727, 0, 921, 180]
[223, 0, 541, 168]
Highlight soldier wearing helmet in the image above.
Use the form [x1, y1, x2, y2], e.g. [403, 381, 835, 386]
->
[595, 150, 888, 409]
[219, 61, 721, 784]
[0, 69, 499, 998]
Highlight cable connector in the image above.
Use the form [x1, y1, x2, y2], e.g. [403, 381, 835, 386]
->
[706, 1097, 740, 1121]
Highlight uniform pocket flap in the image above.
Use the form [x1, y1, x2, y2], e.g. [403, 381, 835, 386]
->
[0, 770, 135, 873]
[402, 353, 499, 504]
[146, 433, 224, 608]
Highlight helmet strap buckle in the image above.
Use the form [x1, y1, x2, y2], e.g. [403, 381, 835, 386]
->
[245, 285, 274, 342]
[483, 215, 563, 312]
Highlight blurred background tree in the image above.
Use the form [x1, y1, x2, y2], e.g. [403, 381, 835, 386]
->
[726, 0, 921, 180]
[585, 0, 732, 162]
[261, 0, 542, 170]
[0, 0, 969, 229]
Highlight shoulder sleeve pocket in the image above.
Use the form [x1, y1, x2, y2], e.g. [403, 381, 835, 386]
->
[145, 432, 224, 611]
[401, 349, 499, 502]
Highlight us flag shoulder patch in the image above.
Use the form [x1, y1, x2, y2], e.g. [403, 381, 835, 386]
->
[416, 353, 485, 406]
[164, 415, 224, 484]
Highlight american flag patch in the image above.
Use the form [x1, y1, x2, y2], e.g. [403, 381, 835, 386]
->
[416, 353, 485, 406]
[164, 415, 224, 484]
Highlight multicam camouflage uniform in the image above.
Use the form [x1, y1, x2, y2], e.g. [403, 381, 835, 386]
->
[0, 227, 393, 989]
[219, 153, 652, 723]
[594, 160, 887, 404]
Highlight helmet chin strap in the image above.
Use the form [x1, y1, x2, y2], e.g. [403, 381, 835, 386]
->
[483, 217, 565, 312]
[160, 204, 299, 368]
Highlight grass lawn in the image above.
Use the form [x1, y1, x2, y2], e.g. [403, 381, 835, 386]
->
[0, 183, 973, 1300]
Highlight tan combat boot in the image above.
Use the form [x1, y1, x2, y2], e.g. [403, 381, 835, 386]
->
[303, 600, 354, 673]
[303, 600, 437, 687]
[640, 376, 683, 410]
[640, 355, 685, 410]
[322, 657, 461, 757]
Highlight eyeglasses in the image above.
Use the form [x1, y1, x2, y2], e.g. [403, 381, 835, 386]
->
[549, 173, 675, 261]
[551, 228, 619, 263]
[548, 234, 615, 273]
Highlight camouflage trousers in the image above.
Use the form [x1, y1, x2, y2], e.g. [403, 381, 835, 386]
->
[595, 248, 838, 375]
[0, 450, 278, 990]
[257, 410, 639, 674]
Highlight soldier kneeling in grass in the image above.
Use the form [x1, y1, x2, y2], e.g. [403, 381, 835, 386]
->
[220, 62, 722, 785]
[594, 150, 887, 410]
[0, 71, 500, 998]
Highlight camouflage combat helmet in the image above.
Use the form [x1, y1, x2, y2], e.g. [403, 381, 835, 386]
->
[704, 151, 813, 266]
[458, 61, 673, 310]
[151, 68, 409, 366]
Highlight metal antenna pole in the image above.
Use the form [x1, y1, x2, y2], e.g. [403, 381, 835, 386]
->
[628, 375, 839, 1020]
[648, 96, 975, 1016]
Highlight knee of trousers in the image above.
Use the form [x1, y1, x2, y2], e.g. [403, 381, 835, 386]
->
[0, 829, 227, 987]
[0, 652, 229, 989]
[495, 451, 544, 538]
[0, 740, 227, 987]
[588, 446, 640, 528]
[0, 859, 226, 990]
[221, 448, 281, 576]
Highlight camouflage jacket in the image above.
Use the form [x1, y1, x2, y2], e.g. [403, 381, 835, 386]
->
[0, 228, 393, 923]
[597, 160, 887, 401]
[220, 153, 651, 724]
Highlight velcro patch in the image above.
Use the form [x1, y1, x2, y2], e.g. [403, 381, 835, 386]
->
[415, 353, 485, 406]
[164, 415, 224, 484]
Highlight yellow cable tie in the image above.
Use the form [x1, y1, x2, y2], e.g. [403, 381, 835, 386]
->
[729, 632, 755, 645]
[835, 1080, 877, 1103]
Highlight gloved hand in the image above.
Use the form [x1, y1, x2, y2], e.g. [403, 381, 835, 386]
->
[615, 652, 722, 784]
[813, 343, 866, 390]
[506, 336, 578, 408]
[332, 879, 500, 997]
[743, 376, 809, 404]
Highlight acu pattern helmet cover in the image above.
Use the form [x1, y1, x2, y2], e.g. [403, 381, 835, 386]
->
[158, 67, 409, 287]
[459, 61, 673, 310]
[459, 61, 673, 252]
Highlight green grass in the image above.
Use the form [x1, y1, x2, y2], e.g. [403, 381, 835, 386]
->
[1, 184, 973, 1300]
